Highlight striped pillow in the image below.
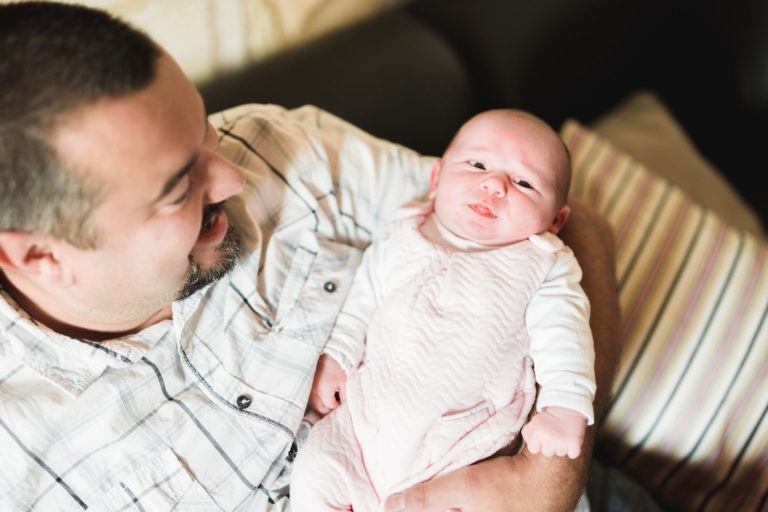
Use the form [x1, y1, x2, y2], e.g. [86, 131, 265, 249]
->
[561, 120, 768, 512]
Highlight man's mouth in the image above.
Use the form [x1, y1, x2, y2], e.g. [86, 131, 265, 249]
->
[201, 202, 225, 233]
[469, 202, 497, 219]
[194, 202, 230, 247]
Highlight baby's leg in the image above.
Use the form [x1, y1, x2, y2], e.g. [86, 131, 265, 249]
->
[291, 405, 378, 511]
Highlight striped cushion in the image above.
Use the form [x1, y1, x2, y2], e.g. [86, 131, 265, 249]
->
[561, 120, 768, 512]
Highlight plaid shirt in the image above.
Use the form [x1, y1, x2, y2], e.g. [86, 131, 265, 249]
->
[0, 104, 431, 511]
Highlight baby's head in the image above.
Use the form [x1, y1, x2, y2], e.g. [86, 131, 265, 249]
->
[429, 109, 571, 246]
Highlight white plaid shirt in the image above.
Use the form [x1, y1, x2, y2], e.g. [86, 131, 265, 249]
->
[0, 104, 432, 511]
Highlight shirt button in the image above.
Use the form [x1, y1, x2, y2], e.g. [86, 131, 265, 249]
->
[287, 442, 298, 463]
[323, 281, 337, 293]
[236, 394, 252, 410]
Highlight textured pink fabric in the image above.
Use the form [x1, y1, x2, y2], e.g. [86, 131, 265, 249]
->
[345, 216, 552, 494]
[292, 215, 562, 511]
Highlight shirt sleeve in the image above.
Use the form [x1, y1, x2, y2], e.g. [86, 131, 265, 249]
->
[212, 103, 435, 246]
[526, 246, 596, 424]
[294, 105, 435, 234]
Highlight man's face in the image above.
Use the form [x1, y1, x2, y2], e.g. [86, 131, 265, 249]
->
[51, 52, 245, 327]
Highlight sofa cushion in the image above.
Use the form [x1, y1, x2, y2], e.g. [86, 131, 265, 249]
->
[561, 120, 768, 512]
[591, 90, 764, 238]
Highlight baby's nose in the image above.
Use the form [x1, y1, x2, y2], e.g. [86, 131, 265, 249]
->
[480, 174, 507, 197]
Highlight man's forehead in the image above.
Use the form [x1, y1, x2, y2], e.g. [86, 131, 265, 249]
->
[51, 53, 206, 185]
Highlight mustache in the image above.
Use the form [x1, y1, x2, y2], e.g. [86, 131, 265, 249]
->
[201, 202, 225, 232]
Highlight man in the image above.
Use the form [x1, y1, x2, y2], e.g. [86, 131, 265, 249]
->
[0, 2, 620, 510]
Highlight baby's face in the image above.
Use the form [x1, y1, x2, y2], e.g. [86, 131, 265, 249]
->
[431, 110, 570, 246]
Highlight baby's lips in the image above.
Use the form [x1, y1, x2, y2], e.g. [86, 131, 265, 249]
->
[469, 202, 496, 219]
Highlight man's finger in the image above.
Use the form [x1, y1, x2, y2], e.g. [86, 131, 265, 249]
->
[383, 485, 428, 512]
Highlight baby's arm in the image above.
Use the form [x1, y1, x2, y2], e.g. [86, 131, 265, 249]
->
[525, 244, 596, 458]
[310, 230, 391, 416]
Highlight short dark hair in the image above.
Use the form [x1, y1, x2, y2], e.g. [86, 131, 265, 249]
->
[0, 1, 161, 247]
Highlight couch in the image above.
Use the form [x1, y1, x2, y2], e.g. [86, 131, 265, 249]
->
[198, 1, 768, 510]
[200, 0, 767, 234]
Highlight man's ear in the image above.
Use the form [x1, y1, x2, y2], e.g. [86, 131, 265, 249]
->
[0, 232, 74, 285]
[548, 205, 571, 235]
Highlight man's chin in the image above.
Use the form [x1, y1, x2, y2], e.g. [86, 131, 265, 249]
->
[176, 227, 241, 300]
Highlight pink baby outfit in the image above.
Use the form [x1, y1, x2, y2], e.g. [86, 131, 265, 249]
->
[291, 207, 595, 511]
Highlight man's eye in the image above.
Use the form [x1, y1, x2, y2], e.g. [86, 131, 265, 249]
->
[171, 186, 193, 206]
[516, 179, 533, 189]
[169, 182, 192, 206]
[468, 160, 486, 170]
[170, 174, 195, 206]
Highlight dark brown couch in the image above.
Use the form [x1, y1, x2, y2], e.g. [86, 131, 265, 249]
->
[200, 0, 767, 230]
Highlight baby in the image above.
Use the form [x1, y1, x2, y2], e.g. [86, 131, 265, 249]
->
[291, 109, 596, 511]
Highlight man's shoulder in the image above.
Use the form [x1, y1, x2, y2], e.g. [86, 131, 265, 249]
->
[208, 103, 330, 131]
[209, 103, 289, 125]
[209, 103, 300, 136]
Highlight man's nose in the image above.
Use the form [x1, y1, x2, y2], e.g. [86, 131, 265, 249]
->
[204, 153, 246, 204]
[480, 173, 507, 197]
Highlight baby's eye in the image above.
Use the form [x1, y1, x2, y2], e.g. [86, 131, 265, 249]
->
[515, 179, 533, 189]
[468, 160, 486, 170]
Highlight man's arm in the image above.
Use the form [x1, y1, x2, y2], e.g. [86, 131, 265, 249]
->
[383, 199, 622, 512]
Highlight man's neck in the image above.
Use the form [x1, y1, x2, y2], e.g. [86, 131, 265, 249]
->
[0, 269, 172, 341]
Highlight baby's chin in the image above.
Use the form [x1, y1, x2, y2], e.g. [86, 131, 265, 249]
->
[455, 228, 524, 247]
[479, 237, 525, 246]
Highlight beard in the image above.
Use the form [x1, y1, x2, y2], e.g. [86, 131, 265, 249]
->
[176, 203, 242, 301]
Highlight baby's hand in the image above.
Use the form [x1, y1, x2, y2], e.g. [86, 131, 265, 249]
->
[521, 406, 587, 459]
[308, 355, 347, 416]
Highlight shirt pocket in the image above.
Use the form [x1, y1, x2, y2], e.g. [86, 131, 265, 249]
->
[97, 449, 223, 511]
[272, 232, 363, 347]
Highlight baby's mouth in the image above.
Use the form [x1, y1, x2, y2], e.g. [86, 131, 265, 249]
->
[469, 202, 497, 219]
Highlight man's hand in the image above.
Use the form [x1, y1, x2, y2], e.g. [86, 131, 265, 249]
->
[308, 355, 347, 416]
[382, 447, 590, 512]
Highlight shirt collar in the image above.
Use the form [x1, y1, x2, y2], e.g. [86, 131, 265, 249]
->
[0, 286, 172, 397]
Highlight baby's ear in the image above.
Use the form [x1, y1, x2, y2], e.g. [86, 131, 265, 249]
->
[0, 232, 74, 285]
[429, 159, 442, 191]
[548, 205, 571, 234]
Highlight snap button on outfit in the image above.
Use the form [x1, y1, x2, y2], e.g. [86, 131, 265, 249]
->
[236, 394, 252, 410]
[323, 281, 337, 293]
